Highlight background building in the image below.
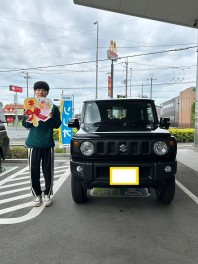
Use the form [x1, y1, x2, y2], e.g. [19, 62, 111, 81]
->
[178, 87, 196, 128]
[160, 87, 195, 128]
[3, 104, 24, 126]
[160, 97, 179, 127]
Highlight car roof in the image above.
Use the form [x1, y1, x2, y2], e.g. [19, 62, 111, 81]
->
[83, 98, 154, 103]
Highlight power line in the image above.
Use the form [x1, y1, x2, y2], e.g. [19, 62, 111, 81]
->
[0, 80, 195, 90]
[0, 46, 196, 73]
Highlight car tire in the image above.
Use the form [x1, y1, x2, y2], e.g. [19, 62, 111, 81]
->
[71, 173, 88, 203]
[155, 176, 175, 204]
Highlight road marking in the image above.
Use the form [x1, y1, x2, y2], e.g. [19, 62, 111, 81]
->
[0, 166, 29, 186]
[0, 172, 69, 189]
[0, 202, 33, 216]
[0, 193, 31, 205]
[0, 167, 18, 177]
[176, 180, 198, 204]
[0, 187, 30, 197]
[0, 167, 70, 224]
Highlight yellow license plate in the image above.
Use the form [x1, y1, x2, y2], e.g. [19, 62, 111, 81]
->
[110, 167, 139, 185]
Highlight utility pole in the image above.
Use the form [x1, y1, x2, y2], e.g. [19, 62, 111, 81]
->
[141, 84, 144, 98]
[129, 67, 132, 98]
[125, 59, 128, 98]
[147, 75, 156, 99]
[72, 94, 75, 118]
[22, 71, 30, 98]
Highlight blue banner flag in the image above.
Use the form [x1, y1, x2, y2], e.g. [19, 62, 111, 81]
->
[61, 96, 73, 146]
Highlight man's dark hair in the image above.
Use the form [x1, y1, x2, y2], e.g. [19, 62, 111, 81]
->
[33, 81, 50, 91]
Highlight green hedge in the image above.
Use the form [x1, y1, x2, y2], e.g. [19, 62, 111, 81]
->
[8, 146, 28, 159]
[53, 128, 77, 141]
[7, 145, 68, 159]
[169, 128, 195, 143]
[53, 129, 59, 140]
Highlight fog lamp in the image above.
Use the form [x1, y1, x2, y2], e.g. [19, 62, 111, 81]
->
[77, 166, 83, 174]
[165, 166, 171, 172]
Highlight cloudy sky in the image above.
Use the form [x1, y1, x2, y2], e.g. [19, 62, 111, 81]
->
[0, 0, 197, 114]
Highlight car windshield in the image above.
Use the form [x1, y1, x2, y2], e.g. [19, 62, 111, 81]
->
[83, 100, 156, 131]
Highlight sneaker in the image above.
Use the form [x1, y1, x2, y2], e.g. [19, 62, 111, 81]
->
[44, 195, 52, 207]
[33, 196, 42, 207]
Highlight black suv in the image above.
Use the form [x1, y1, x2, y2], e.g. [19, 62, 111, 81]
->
[68, 99, 177, 204]
[0, 103, 10, 170]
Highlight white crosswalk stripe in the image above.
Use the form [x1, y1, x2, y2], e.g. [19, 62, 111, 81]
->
[0, 162, 70, 221]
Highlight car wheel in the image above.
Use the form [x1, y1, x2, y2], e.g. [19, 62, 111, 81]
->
[71, 173, 88, 203]
[155, 176, 175, 204]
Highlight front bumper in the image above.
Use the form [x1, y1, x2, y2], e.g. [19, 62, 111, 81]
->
[70, 159, 177, 189]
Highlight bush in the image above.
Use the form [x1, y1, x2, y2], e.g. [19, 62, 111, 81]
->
[54, 147, 68, 153]
[53, 128, 77, 141]
[169, 128, 195, 143]
[53, 129, 59, 140]
[7, 145, 69, 159]
[8, 146, 28, 159]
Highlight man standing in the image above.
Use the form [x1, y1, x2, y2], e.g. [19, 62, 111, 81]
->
[22, 81, 61, 207]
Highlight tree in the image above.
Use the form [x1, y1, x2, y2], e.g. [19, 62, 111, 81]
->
[191, 101, 195, 126]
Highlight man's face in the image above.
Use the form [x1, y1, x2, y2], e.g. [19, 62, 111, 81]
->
[34, 89, 48, 98]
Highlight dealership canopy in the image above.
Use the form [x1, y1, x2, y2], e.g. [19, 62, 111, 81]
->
[73, 0, 198, 149]
[73, 0, 198, 28]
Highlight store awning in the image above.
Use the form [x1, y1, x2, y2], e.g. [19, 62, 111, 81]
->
[73, 0, 198, 28]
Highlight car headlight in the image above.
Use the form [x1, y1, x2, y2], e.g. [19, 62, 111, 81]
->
[153, 141, 168, 156]
[80, 141, 94, 156]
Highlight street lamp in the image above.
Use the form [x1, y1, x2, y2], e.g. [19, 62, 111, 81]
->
[94, 21, 99, 99]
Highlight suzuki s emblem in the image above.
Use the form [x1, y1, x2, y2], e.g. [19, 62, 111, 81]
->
[119, 144, 127, 152]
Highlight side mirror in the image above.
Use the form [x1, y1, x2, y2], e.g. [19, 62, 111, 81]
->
[68, 118, 80, 130]
[160, 117, 170, 129]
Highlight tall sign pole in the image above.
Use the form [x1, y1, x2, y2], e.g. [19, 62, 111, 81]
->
[94, 21, 99, 99]
[107, 40, 118, 98]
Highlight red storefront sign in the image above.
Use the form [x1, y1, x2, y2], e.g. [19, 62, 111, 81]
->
[6, 117, 14, 123]
[9, 85, 23, 93]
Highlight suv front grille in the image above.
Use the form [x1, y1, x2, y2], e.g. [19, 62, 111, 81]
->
[96, 166, 152, 180]
[96, 140, 150, 156]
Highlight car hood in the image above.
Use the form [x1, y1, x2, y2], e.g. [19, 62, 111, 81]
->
[74, 126, 170, 138]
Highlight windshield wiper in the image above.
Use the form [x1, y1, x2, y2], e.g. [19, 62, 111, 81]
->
[92, 121, 107, 126]
[128, 120, 153, 124]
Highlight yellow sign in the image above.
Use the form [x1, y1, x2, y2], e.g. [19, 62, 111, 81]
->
[107, 39, 118, 60]
[109, 39, 117, 54]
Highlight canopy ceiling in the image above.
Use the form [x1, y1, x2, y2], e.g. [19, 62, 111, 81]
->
[73, 0, 198, 28]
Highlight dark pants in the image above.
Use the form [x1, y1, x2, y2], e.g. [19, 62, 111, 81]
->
[28, 148, 54, 196]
